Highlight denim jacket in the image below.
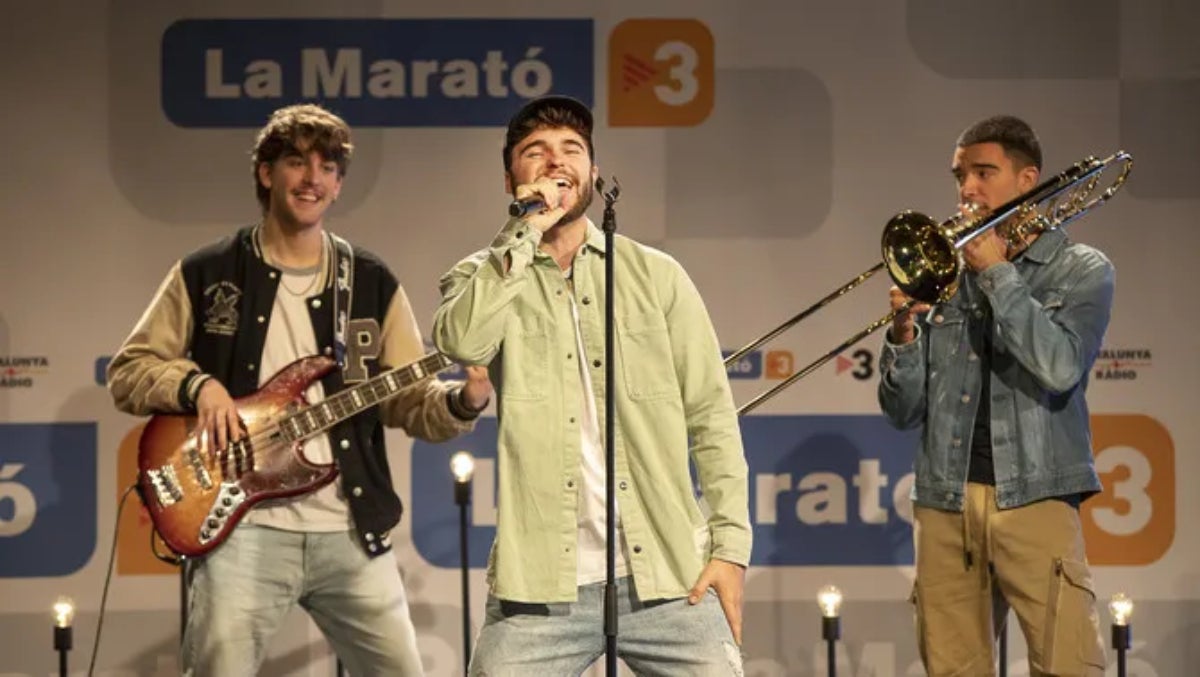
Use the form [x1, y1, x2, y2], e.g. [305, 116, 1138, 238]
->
[878, 228, 1112, 511]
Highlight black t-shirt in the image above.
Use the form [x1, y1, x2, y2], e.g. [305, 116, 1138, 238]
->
[965, 303, 1082, 509]
[967, 322, 996, 486]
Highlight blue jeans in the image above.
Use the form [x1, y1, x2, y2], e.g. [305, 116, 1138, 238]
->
[469, 576, 744, 676]
[182, 525, 424, 676]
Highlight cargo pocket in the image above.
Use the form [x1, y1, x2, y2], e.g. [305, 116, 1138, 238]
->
[1043, 557, 1106, 674]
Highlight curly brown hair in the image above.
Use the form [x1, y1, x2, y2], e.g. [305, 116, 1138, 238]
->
[251, 104, 354, 211]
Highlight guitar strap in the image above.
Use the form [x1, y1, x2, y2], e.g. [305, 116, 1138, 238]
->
[330, 232, 355, 376]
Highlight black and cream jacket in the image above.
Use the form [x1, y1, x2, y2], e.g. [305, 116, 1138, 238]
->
[108, 225, 476, 556]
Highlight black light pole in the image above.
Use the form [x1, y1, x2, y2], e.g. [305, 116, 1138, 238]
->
[1109, 592, 1133, 677]
[998, 612, 1007, 676]
[53, 597, 74, 677]
[599, 177, 621, 677]
[451, 450, 477, 676]
[180, 557, 189, 645]
[817, 585, 842, 677]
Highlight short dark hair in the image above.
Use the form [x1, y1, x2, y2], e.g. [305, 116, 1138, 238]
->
[502, 95, 594, 171]
[956, 115, 1042, 171]
[251, 104, 354, 211]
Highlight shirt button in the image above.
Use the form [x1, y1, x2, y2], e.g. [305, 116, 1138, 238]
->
[324, 346, 333, 355]
[633, 545, 642, 554]
[933, 314, 944, 324]
[311, 299, 322, 309]
[517, 230, 526, 238]
[582, 297, 591, 305]
[365, 532, 375, 541]
[619, 481, 628, 491]
[247, 363, 256, 371]
[567, 353, 573, 360]
[257, 315, 265, 323]
[569, 417, 576, 423]
[567, 480, 575, 488]
[961, 394, 971, 404]
[352, 486, 363, 497]
[556, 289, 563, 296]
[340, 439, 350, 450]
[952, 438, 962, 447]
[592, 359, 601, 368]
[269, 271, 278, 279]
[368, 543, 378, 553]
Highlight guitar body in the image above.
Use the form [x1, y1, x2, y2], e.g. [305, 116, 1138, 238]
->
[137, 356, 339, 557]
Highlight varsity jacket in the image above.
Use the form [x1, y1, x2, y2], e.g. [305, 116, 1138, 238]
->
[108, 225, 476, 556]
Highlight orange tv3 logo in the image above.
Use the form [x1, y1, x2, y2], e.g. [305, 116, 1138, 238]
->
[608, 19, 714, 127]
[1083, 414, 1175, 565]
[765, 350, 794, 380]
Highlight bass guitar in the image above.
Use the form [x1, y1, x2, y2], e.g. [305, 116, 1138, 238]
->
[136, 351, 454, 557]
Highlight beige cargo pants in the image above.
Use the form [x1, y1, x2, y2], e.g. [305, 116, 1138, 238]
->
[911, 483, 1107, 676]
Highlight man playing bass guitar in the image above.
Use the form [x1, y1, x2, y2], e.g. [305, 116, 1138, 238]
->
[107, 103, 491, 677]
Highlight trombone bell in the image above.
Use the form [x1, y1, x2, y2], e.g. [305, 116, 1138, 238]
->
[881, 210, 963, 305]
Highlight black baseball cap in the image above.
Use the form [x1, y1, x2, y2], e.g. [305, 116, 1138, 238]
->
[502, 95, 595, 168]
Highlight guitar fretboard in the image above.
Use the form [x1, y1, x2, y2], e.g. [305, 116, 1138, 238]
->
[279, 352, 454, 442]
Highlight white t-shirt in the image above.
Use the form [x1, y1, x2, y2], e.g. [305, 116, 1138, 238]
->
[244, 261, 352, 532]
[566, 269, 631, 584]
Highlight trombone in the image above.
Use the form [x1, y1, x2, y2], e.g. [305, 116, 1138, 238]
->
[726, 150, 1134, 415]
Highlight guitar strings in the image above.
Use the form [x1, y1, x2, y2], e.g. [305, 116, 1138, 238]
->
[184, 355, 450, 479]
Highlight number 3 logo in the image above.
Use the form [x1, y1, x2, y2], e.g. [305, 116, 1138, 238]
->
[1082, 415, 1174, 565]
[653, 40, 699, 106]
[608, 19, 714, 127]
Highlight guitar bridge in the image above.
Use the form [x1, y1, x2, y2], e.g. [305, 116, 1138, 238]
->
[198, 482, 247, 545]
[147, 465, 184, 507]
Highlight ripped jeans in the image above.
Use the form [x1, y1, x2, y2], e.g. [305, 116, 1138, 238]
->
[469, 576, 744, 676]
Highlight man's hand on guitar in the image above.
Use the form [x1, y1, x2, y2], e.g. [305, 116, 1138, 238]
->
[196, 379, 246, 456]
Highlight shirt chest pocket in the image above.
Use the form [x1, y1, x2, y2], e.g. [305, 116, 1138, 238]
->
[617, 311, 676, 401]
[500, 315, 549, 401]
[926, 306, 967, 362]
[1034, 287, 1067, 315]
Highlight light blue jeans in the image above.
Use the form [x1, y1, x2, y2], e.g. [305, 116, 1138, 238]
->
[469, 576, 744, 676]
[182, 525, 423, 676]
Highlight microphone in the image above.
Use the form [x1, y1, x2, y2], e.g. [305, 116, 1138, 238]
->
[508, 195, 547, 218]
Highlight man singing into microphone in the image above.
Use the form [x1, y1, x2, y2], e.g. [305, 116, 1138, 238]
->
[433, 95, 751, 675]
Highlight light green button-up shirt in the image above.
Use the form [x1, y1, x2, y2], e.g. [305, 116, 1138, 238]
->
[434, 218, 751, 603]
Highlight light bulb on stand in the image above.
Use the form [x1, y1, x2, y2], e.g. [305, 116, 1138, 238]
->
[816, 585, 843, 677]
[451, 451, 476, 484]
[817, 585, 843, 619]
[53, 598, 75, 629]
[1109, 593, 1133, 627]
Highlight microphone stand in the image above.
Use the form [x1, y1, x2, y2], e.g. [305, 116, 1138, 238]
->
[599, 177, 621, 677]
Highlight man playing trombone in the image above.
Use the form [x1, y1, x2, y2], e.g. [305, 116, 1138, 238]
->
[878, 115, 1110, 676]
